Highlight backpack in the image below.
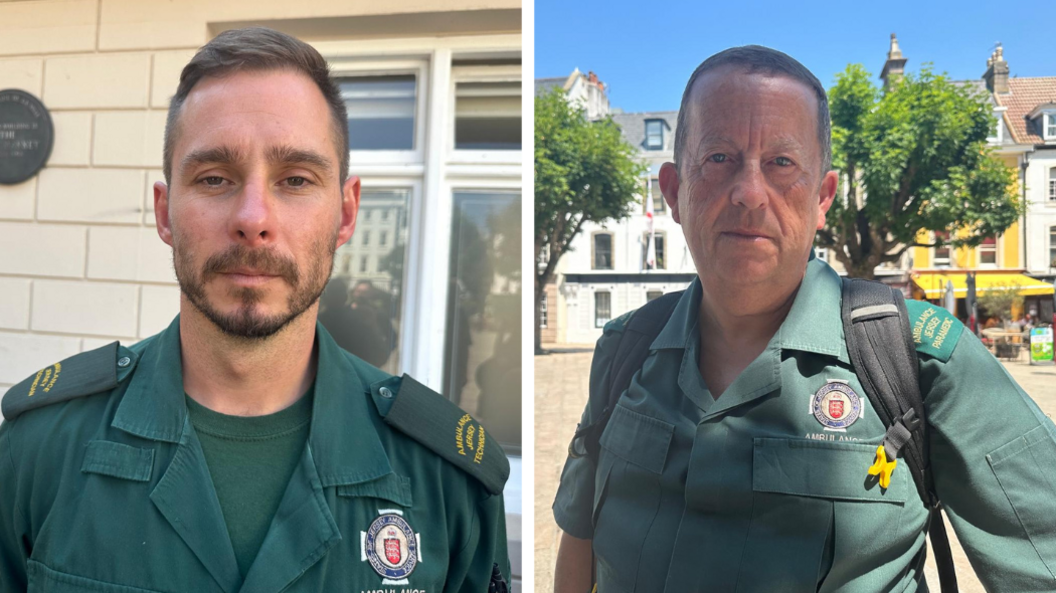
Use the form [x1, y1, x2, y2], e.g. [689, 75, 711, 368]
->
[567, 278, 958, 593]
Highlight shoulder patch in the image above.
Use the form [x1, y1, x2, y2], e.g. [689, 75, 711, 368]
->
[904, 300, 964, 362]
[370, 374, 510, 495]
[2, 342, 139, 421]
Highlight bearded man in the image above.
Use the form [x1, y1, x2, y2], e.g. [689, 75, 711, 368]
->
[0, 27, 510, 593]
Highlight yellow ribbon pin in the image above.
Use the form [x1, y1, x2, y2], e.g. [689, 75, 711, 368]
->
[868, 445, 898, 489]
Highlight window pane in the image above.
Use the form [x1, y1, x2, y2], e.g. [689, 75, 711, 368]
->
[322, 189, 410, 374]
[340, 76, 416, 150]
[595, 292, 611, 327]
[649, 178, 665, 213]
[594, 234, 612, 269]
[444, 191, 522, 453]
[646, 291, 663, 302]
[1050, 227, 1056, 267]
[455, 82, 521, 150]
[646, 120, 662, 148]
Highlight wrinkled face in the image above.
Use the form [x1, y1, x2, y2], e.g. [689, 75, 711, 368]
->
[157, 69, 357, 339]
[661, 66, 836, 294]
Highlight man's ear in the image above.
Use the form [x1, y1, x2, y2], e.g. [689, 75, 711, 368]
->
[659, 162, 681, 224]
[154, 181, 174, 247]
[816, 170, 838, 230]
[337, 175, 361, 247]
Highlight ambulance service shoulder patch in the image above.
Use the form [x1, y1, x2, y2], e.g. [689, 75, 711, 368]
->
[904, 300, 964, 362]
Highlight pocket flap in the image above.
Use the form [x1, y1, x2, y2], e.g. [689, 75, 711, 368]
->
[80, 440, 154, 482]
[337, 473, 413, 507]
[753, 438, 907, 504]
[599, 405, 673, 474]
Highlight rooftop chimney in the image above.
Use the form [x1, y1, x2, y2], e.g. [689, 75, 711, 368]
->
[983, 44, 1009, 94]
[880, 33, 908, 90]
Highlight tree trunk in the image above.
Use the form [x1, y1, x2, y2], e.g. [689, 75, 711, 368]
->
[534, 273, 545, 355]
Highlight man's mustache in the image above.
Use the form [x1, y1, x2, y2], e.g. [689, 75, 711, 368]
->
[202, 245, 299, 286]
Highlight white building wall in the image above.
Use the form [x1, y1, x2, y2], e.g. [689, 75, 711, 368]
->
[1025, 149, 1056, 274]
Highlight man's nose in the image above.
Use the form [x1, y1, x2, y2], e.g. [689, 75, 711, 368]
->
[730, 161, 769, 210]
[230, 180, 274, 245]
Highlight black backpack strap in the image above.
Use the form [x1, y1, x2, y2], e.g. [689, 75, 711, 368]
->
[567, 291, 683, 464]
[841, 278, 957, 593]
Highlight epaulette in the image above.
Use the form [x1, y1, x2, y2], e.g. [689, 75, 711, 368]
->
[2, 341, 139, 421]
[904, 300, 964, 362]
[368, 374, 510, 496]
[602, 309, 634, 334]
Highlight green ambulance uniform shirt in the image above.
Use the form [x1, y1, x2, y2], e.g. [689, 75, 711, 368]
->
[0, 316, 511, 593]
[554, 257, 1056, 592]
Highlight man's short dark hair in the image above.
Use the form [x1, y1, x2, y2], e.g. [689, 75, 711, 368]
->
[673, 45, 831, 177]
[163, 27, 349, 186]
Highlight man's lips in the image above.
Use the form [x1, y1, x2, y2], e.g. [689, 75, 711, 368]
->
[218, 269, 281, 285]
[721, 229, 773, 241]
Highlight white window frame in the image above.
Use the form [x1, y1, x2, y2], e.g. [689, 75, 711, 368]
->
[932, 232, 951, 268]
[317, 34, 522, 390]
[1049, 225, 1056, 269]
[1046, 112, 1056, 141]
[988, 106, 1007, 144]
[977, 237, 999, 268]
[449, 64, 523, 165]
[815, 247, 828, 261]
[1049, 166, 1056, 202]
[539, 294, 548, 329]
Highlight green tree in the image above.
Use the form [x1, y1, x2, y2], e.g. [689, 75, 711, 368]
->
[819, 64, 1021, 279]
[977, 282, 1024, 324]
[535, 89, 646, 352]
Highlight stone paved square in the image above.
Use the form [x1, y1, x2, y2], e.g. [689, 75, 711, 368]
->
[535, 345, 1056, 593]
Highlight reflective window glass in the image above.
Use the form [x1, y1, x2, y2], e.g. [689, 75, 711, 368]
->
[321, 189, 411, 374]
[455, 82, 522, 150]
[444, 191, 522, 453]
[340, 76, 416, 151]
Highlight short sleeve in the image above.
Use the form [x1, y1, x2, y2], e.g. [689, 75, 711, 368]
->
[444, 486, 511, 592]
[552, 325, 624, 539]
[923, 329, 1056, 589]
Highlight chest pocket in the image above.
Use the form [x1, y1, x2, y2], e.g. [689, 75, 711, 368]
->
[28, 560, 167, 593]
[740, 438, 916, 593]
[593, 405, 673, 593]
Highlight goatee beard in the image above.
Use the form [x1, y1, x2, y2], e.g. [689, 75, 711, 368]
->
[173, 235, 337, 340]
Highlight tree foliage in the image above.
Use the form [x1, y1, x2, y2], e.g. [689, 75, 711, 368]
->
[977, 283, 1024, 324]
[534, 89, 646, 351]
[820, 64, 1022, 279]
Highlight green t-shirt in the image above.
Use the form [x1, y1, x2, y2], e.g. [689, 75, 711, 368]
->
[185, 386, 314, 578]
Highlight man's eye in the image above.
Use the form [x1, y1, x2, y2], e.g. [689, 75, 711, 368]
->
[202, 176, 225, 187]
[286, 176, 308, 187]
[774, 156, 793, 167]
[708, 154, 727, 163]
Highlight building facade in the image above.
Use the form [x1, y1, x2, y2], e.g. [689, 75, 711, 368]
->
[876, 37, 1054, 321]
[0, 0, 522, 584]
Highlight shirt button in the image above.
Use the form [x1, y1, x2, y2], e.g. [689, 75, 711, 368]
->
[379, 387, 393, 399]
[117, 356, 131, 368]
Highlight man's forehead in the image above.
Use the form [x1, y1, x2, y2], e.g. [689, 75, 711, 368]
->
[688, 64, 819, 112]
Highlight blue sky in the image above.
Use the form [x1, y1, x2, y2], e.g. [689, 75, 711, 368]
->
[535, 0, 1051, 113]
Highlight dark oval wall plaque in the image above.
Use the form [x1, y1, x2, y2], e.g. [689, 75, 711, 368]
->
[0, 89, 54, 185]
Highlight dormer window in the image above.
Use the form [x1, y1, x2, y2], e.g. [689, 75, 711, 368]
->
[645, 119, 664, 150]
[988, 107, 1006, 144]
[1030, 105, 1056, 141]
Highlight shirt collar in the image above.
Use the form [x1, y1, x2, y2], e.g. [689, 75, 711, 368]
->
[113, 315, 394, 485]
[650, 256, 848, 363]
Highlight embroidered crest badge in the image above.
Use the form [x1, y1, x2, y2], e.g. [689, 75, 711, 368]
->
[363, 513, 420, 581]
[810, 380, 863, 430]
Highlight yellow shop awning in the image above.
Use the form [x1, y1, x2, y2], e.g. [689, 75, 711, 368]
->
[912, 272, 1055, 298]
